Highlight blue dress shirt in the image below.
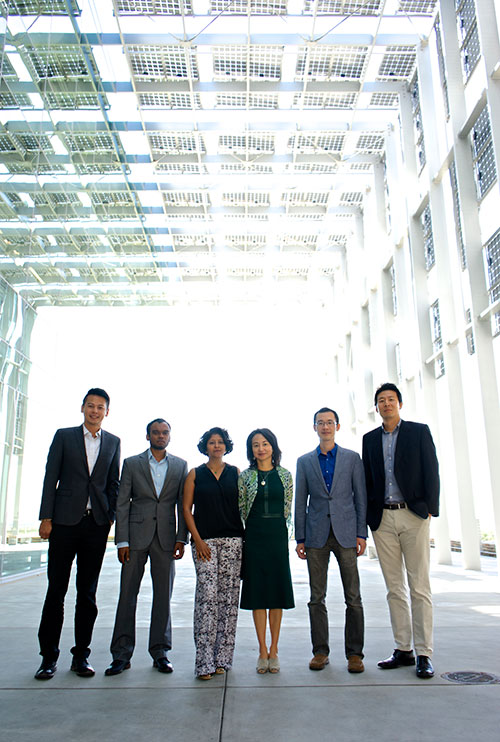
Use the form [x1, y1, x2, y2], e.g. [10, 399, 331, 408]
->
[148, 449, 169, 497]
[316, 444, 338, 492]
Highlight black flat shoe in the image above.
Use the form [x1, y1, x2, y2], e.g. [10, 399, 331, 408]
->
[71, 658, 95, 677]
[153, 657, 173, 673]
[416, 655, 434, 678]
[104, 659, 131, 676]
[34, 660, 57, 680]
[378, 649, 416, 669]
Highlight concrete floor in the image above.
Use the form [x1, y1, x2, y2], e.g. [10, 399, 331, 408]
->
[1, 547, 500, 742]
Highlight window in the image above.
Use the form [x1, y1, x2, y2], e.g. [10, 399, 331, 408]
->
[465, 308, 476, 354]
[395, 342, 402, 384]
[390, 263, 398, 316]
[421, 205, 435, 270]
[411, 74, 425, 171]
[430, 300, 445, 377]
[449, 160, 466, 269]
[485, 229, 500, 336]
[456, 0, 481, 81]
[471, 106, 498, 200]
[434, 15, 450, 118]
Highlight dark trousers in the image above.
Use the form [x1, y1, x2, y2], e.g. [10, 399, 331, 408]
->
[306, 527, 364, 659]
[38, 513, 110, 661]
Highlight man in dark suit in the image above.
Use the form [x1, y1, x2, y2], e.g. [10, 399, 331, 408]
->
[362, 383, 439, 679]
[295, 407, 367, 674]
[104, 418, 187, 676]
[35, 388, 120, 680]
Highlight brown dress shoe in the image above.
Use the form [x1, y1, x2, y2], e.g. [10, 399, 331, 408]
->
[347, 655, 364, 673]
[309, 654, 329, 670]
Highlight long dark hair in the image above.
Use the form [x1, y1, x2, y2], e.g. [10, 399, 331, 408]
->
[246, 428, 282, 468]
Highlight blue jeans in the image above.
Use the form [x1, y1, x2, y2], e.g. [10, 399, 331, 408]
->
[306, 527, 364, 658]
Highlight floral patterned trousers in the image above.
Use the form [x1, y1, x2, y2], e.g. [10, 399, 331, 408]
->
[192, 537, 242, 676]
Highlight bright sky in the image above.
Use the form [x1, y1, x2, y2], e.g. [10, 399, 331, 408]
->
[18, 300, 359, 527]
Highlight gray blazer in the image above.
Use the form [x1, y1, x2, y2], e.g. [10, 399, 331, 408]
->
[295, 444, 367, 549]
[115, 450, 188, 551]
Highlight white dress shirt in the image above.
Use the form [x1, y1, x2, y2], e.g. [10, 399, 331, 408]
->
[83, 425, 101, 509]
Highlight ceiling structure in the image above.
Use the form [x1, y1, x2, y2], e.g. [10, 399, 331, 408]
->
[0, 0, 438, 306]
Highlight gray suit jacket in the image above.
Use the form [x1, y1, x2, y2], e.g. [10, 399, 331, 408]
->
[295, 444, 367, 549]
[115, 450, 188, 551]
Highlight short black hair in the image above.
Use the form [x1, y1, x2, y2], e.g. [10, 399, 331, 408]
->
[374, 382, 403, 406]
[246, 428, 282, 468]
[146, 418, 170, 436]
[197, 427, 234, 455]
[82, 388, 110, 408]
[313, 407, 339, 425]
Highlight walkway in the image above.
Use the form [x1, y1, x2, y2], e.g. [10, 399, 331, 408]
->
[1, 549, 499, 742]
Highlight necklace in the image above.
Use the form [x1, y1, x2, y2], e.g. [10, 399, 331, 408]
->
[208, 464, 225, 479]
[258, 469, 273, 486]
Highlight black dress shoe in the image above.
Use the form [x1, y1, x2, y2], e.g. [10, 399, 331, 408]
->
[104, 659, 131, 676]
[71, 658, 95, 677]
[34, 660, 57, 680]
[416, 655, 434, 678]
[378, 649, 416, 669]
[153, 657, 173, 673]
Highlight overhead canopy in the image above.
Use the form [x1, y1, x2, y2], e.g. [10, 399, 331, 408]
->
[0, 0, 438, 306]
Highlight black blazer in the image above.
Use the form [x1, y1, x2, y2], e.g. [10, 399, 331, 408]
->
[39, 425, 121, 526]
[362, 420, 439, 531]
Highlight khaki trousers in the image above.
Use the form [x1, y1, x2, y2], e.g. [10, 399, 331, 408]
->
[372, 507, 433, 657]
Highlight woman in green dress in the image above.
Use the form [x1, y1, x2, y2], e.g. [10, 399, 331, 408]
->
[239, 428, 294, 674]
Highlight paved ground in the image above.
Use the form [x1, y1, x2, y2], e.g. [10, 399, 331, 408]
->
[1, 547, 499, 742]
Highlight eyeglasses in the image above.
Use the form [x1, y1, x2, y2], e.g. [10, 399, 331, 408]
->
[315, 420, 337, 428]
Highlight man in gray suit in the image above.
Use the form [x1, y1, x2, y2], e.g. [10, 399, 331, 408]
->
[105, 418, 188, 676]
[295, 407, 367, 673]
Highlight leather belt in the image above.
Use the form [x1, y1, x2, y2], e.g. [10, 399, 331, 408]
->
[83, 509, 92, 517]
[383, 503, 406, 510]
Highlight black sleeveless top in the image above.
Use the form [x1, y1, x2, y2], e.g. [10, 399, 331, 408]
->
[193, 463, 244, 540]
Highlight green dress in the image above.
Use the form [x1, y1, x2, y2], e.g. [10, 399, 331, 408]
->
[240, 469, 295, 610]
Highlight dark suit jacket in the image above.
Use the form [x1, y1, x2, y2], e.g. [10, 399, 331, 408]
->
[362, 420, 439, 531]
[115, 450, 188, 551]
[39, 425, 121, 526]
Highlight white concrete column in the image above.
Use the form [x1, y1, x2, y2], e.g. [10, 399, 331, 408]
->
[440, 0, 500, 574]
[398, 86, 452, 564]
[417, 36, 479, 568]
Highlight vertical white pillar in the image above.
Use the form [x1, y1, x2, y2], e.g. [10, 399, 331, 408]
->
[398, 86, 453, 564]
[440, 0, 500, 574]
[417, 36, 479, 568]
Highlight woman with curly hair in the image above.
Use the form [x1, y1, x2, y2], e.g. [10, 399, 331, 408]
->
[183, 427, 243, 680]
[239, 428, 294, 674]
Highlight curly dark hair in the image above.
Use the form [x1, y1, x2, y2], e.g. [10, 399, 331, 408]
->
[245, 428, 282, 468]
[197, 427, 234, 455]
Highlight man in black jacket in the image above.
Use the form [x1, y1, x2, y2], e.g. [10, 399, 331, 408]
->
[35, 388, 120, 680]
[362, 383, 439, 679]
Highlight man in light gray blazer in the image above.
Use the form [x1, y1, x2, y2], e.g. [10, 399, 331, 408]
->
[295, 407, 367, 673]
[105, 418, 188, 676]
